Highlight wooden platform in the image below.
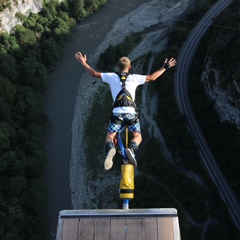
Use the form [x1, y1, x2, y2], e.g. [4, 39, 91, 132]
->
[56, 208, 181, 240]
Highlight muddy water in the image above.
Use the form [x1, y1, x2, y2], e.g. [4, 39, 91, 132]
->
[43, 0, 148, 238]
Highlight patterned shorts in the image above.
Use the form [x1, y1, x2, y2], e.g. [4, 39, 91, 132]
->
[108, 113, 141, 133]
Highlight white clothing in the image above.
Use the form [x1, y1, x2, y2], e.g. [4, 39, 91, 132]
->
[101, 72, 146, 114]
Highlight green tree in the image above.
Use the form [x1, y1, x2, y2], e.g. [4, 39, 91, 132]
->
[8, 175, 27, 195]
[0, 76, 17, 103]
[41, 38, 63, 68]
[18, 57, 47, 93]
[15, 25, 36, 46]
[44, 0, 58, 15]
[36, 15, 50, 27]
[0, 54, 18, 83]
[69, 0, 87, 21]
[58, 1, 69, 12]
[0, 98, 11, 122]
[52, 17, 71, 44]
[0, 123, 14, 152]
[40, 7, 53, 22]
[0, 32, 18, 52]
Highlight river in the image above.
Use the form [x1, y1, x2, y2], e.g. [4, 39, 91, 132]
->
[43, 0, 148, 238]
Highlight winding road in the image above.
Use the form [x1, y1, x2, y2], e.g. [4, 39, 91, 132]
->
[174, 0, 240, 230]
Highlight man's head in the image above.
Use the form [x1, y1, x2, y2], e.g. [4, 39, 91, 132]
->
[117, 57, 131, 71]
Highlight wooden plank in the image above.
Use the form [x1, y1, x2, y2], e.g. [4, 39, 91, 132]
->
[141, 218, 158, 240]
[110, 218, 127, 240]
[78, 218, 94, 240]
[172, 217, 181, 239]
[126, 218, 142, 240]
[57, 209, 181, 240]
[95, 218, 111, 240]
[157, 217, 174, 240]
[61, 218, 79, 240]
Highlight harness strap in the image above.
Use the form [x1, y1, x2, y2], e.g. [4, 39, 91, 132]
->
[116, 94, 132, 102]
[112, 72, 136, 110]
[118, 125, 128, 162]
[117, 72, 128, 90]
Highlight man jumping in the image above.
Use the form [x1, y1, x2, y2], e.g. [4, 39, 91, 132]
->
[75, 52, 176, 170]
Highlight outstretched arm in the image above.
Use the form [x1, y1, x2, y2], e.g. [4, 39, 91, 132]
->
[145, 58, 176, 82]
[75, 51, 102, 79]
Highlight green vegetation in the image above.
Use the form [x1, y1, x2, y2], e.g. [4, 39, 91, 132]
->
[0, 0, 107, 239]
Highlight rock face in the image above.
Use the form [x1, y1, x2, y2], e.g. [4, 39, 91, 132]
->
[0, 0, 42, 33]
[0, 0, 62, 33]
[202, 58, 240, 129]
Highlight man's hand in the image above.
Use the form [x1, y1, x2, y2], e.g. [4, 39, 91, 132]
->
[75, 51, 102, 79]
[75, 52, 87, 65]
[163, 58, 176, 69]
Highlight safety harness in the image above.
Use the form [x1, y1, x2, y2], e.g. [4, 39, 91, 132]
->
[112, 73, 137, 110]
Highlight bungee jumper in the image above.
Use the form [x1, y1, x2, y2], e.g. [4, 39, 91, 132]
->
[75, 52, 176, 170]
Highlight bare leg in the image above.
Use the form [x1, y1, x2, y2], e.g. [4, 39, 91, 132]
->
[131, 131, 142, 145]
[105, 132, 117, 143]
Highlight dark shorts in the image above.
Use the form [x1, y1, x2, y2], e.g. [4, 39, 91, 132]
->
[108, 113, 141, 133]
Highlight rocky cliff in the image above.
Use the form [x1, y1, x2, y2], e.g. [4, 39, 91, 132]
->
[0, 0, 62, 33]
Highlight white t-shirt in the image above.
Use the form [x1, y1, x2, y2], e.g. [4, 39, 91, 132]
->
[101, 72, 146, 114]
